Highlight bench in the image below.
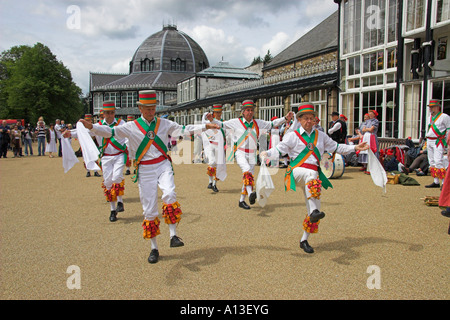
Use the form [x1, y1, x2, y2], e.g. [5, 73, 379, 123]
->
[378, 138, 409, 150]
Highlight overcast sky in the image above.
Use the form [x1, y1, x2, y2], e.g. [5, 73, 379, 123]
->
[0, 0, 337, 95]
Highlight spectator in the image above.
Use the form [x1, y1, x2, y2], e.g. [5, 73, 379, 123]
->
[16, 121, 24, 156]
[313, 117, 325, 132]
[328, 111, 347, 143]
[55, 119, 63, 157]
[402, 138, 429, 176]
[36, 121, 46, 156]
[0, 120, 11, 158]
[10, 124, 22, 157]
[23, 124, 34, 156]
[45, 123, 57, 158]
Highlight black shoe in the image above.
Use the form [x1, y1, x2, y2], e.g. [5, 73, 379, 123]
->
[86, 172, 91, 177]
[94, 172, 101, 177]
[425, 182, 440, 188]
[116, 202, 124, 212]
[125, 169, 131, 175]
[249, 191, 256, 205]
[148, 249, 159, 264]
[309, 209, 325, 223]
[212, 185, 219, 192]
[442, 208, 450, 218]
[239, 201, 251, 210]
[170, 235, 184, 247]
[207, 183, 213, 189]
[109, 210, 117, 222]
[300, 240, 314, 254]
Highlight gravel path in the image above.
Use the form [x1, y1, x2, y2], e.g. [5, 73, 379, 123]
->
[1, 140, 448, 300]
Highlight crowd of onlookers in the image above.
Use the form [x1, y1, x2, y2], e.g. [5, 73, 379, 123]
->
[0, 117, 73, 159]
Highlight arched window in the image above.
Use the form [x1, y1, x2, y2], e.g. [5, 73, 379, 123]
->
[141, 58, 154, 72]
[171, 58, 186, 71]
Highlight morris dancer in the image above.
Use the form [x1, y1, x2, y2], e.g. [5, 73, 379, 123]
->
[260, 104, 368, 254]
[65, 102, 129, 222]
[425, 99, 450, 188]
[82, 114, 101, 178]
[438, 134, 450, 218]
[202, 104, 227, 192]
[210, 100, 294, 209]
[79, 90, 219, 264]
[125, 115, 135, 175]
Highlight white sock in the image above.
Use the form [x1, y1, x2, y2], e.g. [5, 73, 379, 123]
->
[301, 232, 310, 242]
[209, 176, 213, 183]
[212, 179, 216, 186]
[240, 194, 246, 202]
[150, 238, 158, 250]
[110, 201, 116, 211]
[117, 195, 123, 203]
[246, 185, 253, 195]
[169, 224, 177, 238]
[434, 177, 440, 184]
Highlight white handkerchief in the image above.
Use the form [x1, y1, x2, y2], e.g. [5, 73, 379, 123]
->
[61, 137, 79, 173]
[256, 161, 275, 207]
[367, 149, 387, 193]
[76, 121, 100, 171]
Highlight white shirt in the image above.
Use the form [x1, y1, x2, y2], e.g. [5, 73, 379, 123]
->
[90, 116, 205, 162]
[214, 117, 286, 151]
[426, 112, 450, 139]
[328, 121, 342, 135]
[267, 126, 355, 167]
[93, 119, 128, 155]
[55, 124, 62, 139]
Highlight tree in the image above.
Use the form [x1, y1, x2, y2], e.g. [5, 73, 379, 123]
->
[250, 56, 262, 66]
[0, 43, 84, 124]
[263, 49, 273, 64]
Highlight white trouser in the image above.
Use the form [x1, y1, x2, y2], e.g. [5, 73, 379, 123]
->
[427, 139, 446, 169]
[292, 167, 321, 215]
[138, 159, 176, 221]
[235, 149, 257, 174]
[205, 143, 217, 167]
[102, 154, 125, 189]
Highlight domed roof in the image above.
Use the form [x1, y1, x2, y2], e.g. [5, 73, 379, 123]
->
[130, 25, 209, 74]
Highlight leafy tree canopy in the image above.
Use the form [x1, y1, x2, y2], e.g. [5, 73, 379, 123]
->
[0, 42, 84, 125]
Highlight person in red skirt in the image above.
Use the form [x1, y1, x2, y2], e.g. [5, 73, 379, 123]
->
[438, 134, 450, 221]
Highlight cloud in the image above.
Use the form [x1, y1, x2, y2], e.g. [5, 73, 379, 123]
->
[261, 32, 293, 57]
[110, 58, 131, 73]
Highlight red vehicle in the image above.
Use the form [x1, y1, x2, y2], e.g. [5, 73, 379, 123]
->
[0, 119, 25, 127]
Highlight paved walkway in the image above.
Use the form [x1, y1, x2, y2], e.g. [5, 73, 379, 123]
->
[1, 140, 448, 300]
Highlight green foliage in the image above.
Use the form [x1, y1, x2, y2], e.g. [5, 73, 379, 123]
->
[263, 49, 273, 64]
[0, 43, 84, 124]
[250, 49, 273, 66]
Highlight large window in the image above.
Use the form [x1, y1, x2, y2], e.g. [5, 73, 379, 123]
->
[387, 0, 399, 42]
[348, 56, 361, 75]
[364, 0, 385, 49]
[436, 0, 450, 23]
[405, 0, 426, 32]
[342, 0, 362, 54]
[403, 83, 422, 139]
[385, 89, 399, 138]
[363, 50, 384, 73]
[121, 91, 137, 108]
[431, 79, 450, 116]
